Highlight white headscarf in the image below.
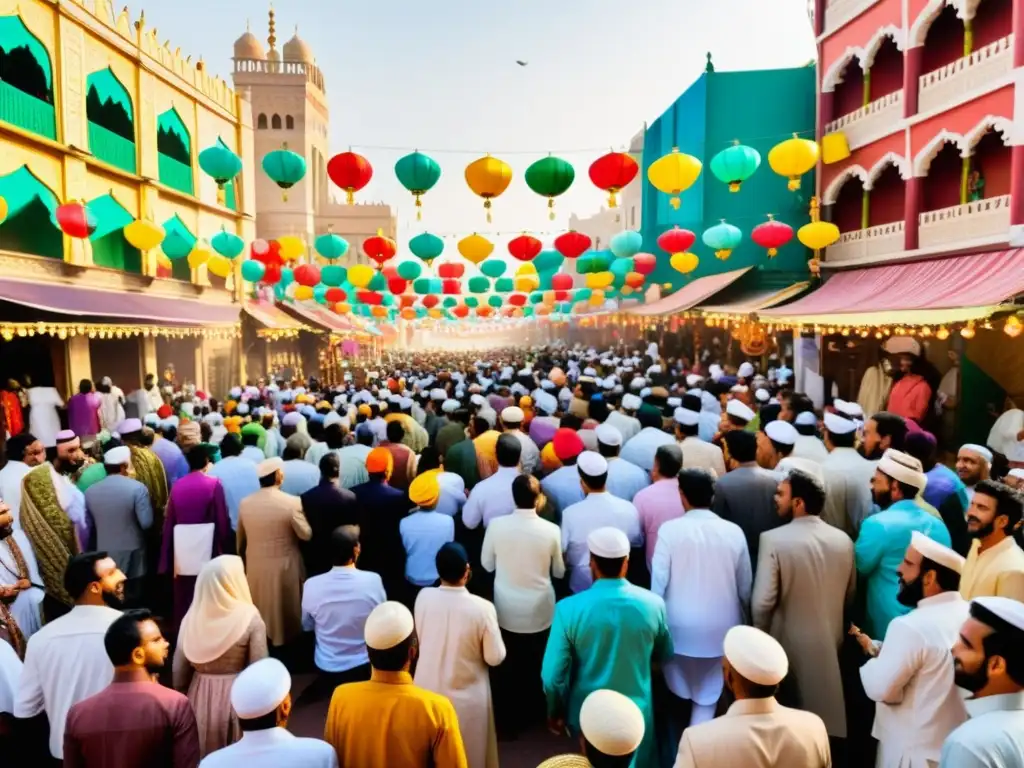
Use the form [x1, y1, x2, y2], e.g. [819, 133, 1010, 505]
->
[178, 556, 259, 665]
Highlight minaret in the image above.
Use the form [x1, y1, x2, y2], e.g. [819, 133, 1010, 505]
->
[267, 5, 279, 71]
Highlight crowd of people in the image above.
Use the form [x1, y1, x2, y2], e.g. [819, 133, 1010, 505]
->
[0, 339, 1023, 767]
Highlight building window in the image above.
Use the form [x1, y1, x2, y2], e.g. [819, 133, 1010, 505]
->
[0, 165, 62, 259]
[271, 113, 281, 129]
[87, 193, 141, 274]
[285, 115, 294, 130]
[156, 108, 194, 195]
[0, 15, 57, 140]
[86, 68, 136, 174]
[257, 113, 267, 129]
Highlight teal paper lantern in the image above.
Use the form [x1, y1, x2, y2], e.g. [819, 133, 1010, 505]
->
[464, 296, 480, 308]
[480, 260, 506, 278]
[529, 291, 544, 305]
[468, 276, 490, 294]
[577, 250, 612, 274]
[394, 151, 441, 219]
[443, 296, 458, 309]
[488, 295, 503, 308]
[199, 143, 243, 187]
[522, 306, 535, 317]
[710, 141, 761, 192]
[261, 147, 307, 199]
[574, 288, 592, 302]
[495, 277, 514, 293]
[211, 229, 245, 259]
[533, 249, 564, 273]
[409, 232, 445, 263]
[315, 232, 349, 260]
[702, 220, 743, 260]
[610, 257, 633, 287]
[320, 265, 347, 287]
[609, 230, 642, 260]
[313, 283, 328, 304]
[368, 272, 387, 291]
[279, 267, 294, 287]
[161, 230, 193, 261]
[396, 260, 422, 281]
[240, 260, 265, 282]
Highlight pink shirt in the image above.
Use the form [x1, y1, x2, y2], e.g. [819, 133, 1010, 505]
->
[887, 374, 932, 425]
[634, 478, 685, 569]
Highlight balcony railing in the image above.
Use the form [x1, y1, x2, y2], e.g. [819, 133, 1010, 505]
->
[823, 0, 880, 34]
[0, 80, 56, 140]
[825, 221, 905, 263]
[918, 34, 1013, 115]
[918, 194, 1010, 248]
[825, 90, 903, 150]
[88, 122, 137, 174]
[158, 154, 194, 196]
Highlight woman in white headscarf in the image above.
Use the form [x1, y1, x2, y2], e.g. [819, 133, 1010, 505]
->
[172, 555, 268, 757]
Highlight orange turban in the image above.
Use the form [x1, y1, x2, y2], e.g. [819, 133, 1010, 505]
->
[366, 447, 394, 478]
[549, 367, 566, 386]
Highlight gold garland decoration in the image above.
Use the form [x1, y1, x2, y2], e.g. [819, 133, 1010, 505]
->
[256, 328, 305, 341]
[0, 322, 241, 342]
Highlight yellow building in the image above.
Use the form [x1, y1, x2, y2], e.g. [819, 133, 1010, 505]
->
[0, 0, 256, 398]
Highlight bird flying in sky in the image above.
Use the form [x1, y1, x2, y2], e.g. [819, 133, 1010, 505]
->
[516, 60, 528, 66]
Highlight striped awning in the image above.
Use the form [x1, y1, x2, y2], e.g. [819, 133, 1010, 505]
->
[698, 282, 811, 315]
[625, 268, 751, 316]
[243, 300, 309, 331]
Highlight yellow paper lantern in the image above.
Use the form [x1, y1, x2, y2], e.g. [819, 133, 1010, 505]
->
[585, 271, 614, 290]
[123, 218, 165, 251]
[371, 305, 387, 318]
[428, 308, 443, 319]
[465, 155, 513, 222]
[348, 264, 375, 288]
[542, 290, 556, 304]
[207, 254, 233, 278]
[0, 195, 8, 225]
[294, 285, 314, 300]
[621, 285, 634, 296]
[588, 292, 605, 306]
[277, 235, 306, 261]
[187, 240, 212, 269]
[768, 134, 820, 191]
[670, 252, 699, 275]
[334, 302, 351, 315]
[821, 132, 851, 165]
[797, 221, 840, 251]
[457, 233, 493, 264]
[515, 275, 540, 292]
[515, 262, 538, 276]
[647, 147, 702, 209]
[400, 307, 417, 320]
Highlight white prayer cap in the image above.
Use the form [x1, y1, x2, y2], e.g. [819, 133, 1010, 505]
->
[726, 399, 755, 423]
[256, 457, 284, 479]
[778, 457, 825, 486]
[959, 443, 993, 465]
[884, 336, 921, 357]
[724, 626, 789, 686]
[602, 378, 615, 391]
[824, 411, 857, 435]
[540, 379, 556, 391]
[430, 388, 447, 401]
[646, 364, 662, 375]
[103, 445, 131, 465]
[558, 387, 573, 404]
[674, 407, 699, 426]
[667, 397, 681, 408]
[794, 411, 817, 427]
[144, 413, 160, 427]
[535, 391, 558, 415]
[236, 403, 250, 416]
[755, 388, 770, 404]
[229, 386, 243, 399]
[281, 412, 304, 427]
[117, 418, 143, 434]
[364, 601, 415, 650]
[972, 595, 1024, 632]
[511, 383, 528, 397]
[764, 420, 798, 446]
[442, 399, 460, 414]
[579, 689, 645, 757]
[686, 374, 704, 387]
[595, 423, 623, 448]
[399, 397, 413, 410]
[577, 451, 609, 477]
[630, 377, 646, 391]
[622, 393, 642, 411]
[587, 526, 630, 558]
[231, 658, 291, 719]
[583, 367, 597, 377]
[910, 531, 966, 574]
[501, 406, 525, 424]
[709, 364, 724, 381]
[1009, 468, 1024, 482]
[738, 362, 755, 378]
[730, 384, 749, 395]
[470, 394, 486, 407]
[833, 398, 864, 419]
[877, 448, 927, 491]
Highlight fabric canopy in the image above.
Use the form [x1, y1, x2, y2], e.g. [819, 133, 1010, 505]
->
[698, 282, 811, 315]
[0, 278, 239, 325]
[243, 300, 308, 331]
[762, 249, 1024, 326]
[280, 301, 361, 334]
[625, 268, 751, 316]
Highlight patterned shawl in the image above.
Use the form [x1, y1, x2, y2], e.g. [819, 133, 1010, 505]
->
[129, 445, 168, 514]
[20, 465, 80, 608]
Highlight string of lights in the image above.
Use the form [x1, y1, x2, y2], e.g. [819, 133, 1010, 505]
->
[0, 322, 241, 343]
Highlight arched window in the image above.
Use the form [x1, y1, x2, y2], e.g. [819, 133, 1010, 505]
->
[271, 113, 281, 129]
[285, 115, 294, 130]
[257, 113, 267, 129]
[156, 108, 194, 195]
[86, 68, 135, 173]
[0, 15, 57, 139]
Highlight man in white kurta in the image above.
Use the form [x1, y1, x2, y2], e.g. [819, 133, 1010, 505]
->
[652, 467, 751, 728]
[821, 411, 877, 536]
[414, 542, 506, 768]
[673, 405, 726, 477]
[857, 532, 970, 767]
[500, 406, 540, 477]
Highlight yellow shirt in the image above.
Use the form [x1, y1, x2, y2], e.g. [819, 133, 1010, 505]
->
[960, 536, 1024, 601]
[324, 669, 468, 768]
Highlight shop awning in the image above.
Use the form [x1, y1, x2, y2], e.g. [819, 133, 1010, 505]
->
[625, 268, 751, 316]
[761, 249, 1024, 326]
[698, 281, 812, 315]
[243, 300, 309, 331]
[280, 301, 362, 334]
[0, 278, 240, 325]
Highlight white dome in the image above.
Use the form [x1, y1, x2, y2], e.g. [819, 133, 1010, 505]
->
[233, 30, 265, 60]
[283, 31, 314, 63]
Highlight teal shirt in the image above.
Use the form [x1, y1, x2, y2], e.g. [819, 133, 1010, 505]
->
[76, 463, 107, 493]
[542, 578, 673, 768]
[855, 499, 952, 638]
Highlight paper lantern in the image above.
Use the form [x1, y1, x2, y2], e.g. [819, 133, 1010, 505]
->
[515, 262, 538, 276]
[327, 151, 373, 204]
[610, 230, 642, 260]
[422, 294, 440, 309]
[262, 147, 307, 201]
[0, 196, 7, 225]
[241, 260, 265, 283]
[465, 155, 513, 222]
[477, 306, 494, 317]
[610, 257, 633, 286]
[400, 307, 417, 320]
[525, 155, 575, 219]
[452, 304, 470, 319]
[554, 230, 591, 259]
[768, 135, 819, 191]
[515, 274, 539, 293]
[437, 262, 465, 279]
[276, 235, 305, 262]
[315, 232, 349, 260]
[325, 287, 347, 303]
[320, 264, 347, 287]
[632, 253, 656, 275]
[625, 272, 646, 289]
[533, 250, 564, 274]
[399, 294, 416, 309]
[206, 254, 232, 278]
[657, 226, 696, 255]
[348, 264, 375, 288]
[709, 141, 761, 192]
[198, 143, 243, 187]
[487, 295, 503, 308]
[457, 233, 493, 265]
[442, 279, 461, 295]
[495, 277, 514, 293]
[262, 264, 282, 285]
[187, 240, 212, 270]
[56, 201, 96, 238]
[798, 220, 840, 251]
[394, 151, 441, 219]
[292, 264, 320, 288]
[468, 276, 490, 294]
[702, 221, 743, 260]
[409, 232, 444, 264]
[576, 251, 612, 274]
[210, 229, 245, 259]
[480, 260, 506, 278]
[585, 271, 614, 290]
[294, 285, 314, 301]
[588, 291, 605, 306]
[751, 215, 794, 258]
[670, 252, 699, 275]
[251, 239, 271, 260]
[123, 218, 165, 251]
[334, 302, 351, 315]
[371, 305, 388, 318]
[509, 293, 528, 307]
[589, 151, 639, 208]
[278, 267, 294, 287]
[464, 296, 479, 308]
[367, 271, 387, 291]
[161, 229, 193, 261]
[551, 274, 573, 291]
[442, 296, 459, 309]
[396, 261, 422, 280]
[358, 290, 384, 305]
[427, 308, 443, 319]
[387, 278, 407, 295]
[508, 234, 542, 262]
[363, 229, 397, 268]
[647, 147, 702, 209]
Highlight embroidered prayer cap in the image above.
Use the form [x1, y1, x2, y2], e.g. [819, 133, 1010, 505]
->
[724, 625, 789, 686]
[577, 451, 608, 478]
[364, 601, 415, 650]
[55, 430, 77, 444]
[587, 526, 629, 559]
[726, 399, 755, 423]
[579, 689, 645, 757]
[910, 530, 966, 574]
[256, 457, 283, 479]
[231, 658, 291, 719]
[595, 423, 622, 448]
[877, 448, 927, 491]
[117, 418, 143, 435]
[972, 595, 1024, 633]
[764, 420, 798, 446]
[621, 393, 642, 411]
[823, 411, 857, 435]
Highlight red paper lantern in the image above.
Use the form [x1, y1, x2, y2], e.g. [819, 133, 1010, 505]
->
[382, 265, 399, 280]
[293, 263, 321, 287]
[657, 226, 697, 254]
[507, 234, 542, 262]
[751, 216, 794, 258]
[554, 290, 570, 301]
[387, 277, 408, 295]
[357, 290, 383, 305]
[325, 287, 346, 303]
[437, 262, 465, 279]
[422, 294, 439, 309]
[362, 230, 397, 268]
[327, 151, 373, 204]
[56, 202, 97, 239]
[251, 238, 271, 260]
[588, 152, 639, 208]
[632, 253, 657, 275]
[400, 295, 416, 309]
[442, 279, 461, 295]
[262, 264, 282, 285]
[509, 293, 528, 307]
[477, 306, 494, 317]
[554, 230, 592, 259]
[452, 305, 470, 318]
[551, 274, 573, 291]
[625, 271, 646, 289]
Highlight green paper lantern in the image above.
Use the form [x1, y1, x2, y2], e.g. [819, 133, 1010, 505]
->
[495, 277, 513, 293]
[442, 296, 458, 309]
[409, 232, 445, 263]
[464, 296, 479, 308]
[577, 250, 612, 274]
[610, 230, 643, 260]
[396, 260, 422, 280]
[529, 291, 544, 305]
[261, 147, 307, 196]
[487, 295, 503, 308]
[480, 260, 507, 278]
[702, 220, 743, 259]
[199, 143, 243, 187]
[320, 265, 347, 287]
[574, 288, 592, 302]
[394, 151, 441, 218]
[161, 230, 193, 261]
[524, 155, 575, 219]
[240, 260, 265, 282]
[368, 272, 387, 291]
[533, 249, 564, 273]
[468, 276, 490, 294]
[522, 306, 535, 317]
[710, 141, 761, 192]
[315, 232, 349, 260]
[313, 283, 328, 304]
[211, 229, 245, 259]
[610, 257, 633, 287]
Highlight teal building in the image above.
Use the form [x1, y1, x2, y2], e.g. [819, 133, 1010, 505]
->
[641, 61, 817, 293]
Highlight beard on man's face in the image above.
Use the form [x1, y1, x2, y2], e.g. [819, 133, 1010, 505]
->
[860, 445, 884, 461]
[897, 573, 925, 607]
[873, 489, 893, 510]
[101, 585, 125, 609]
[967, 518, 996, 540]
[954, 658, 989, 693]
[774, 498, 793, 524]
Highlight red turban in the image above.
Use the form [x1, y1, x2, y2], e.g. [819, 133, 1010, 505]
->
[552, 428, 584, 461]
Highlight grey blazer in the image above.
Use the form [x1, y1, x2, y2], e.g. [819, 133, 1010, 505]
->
[84, 473, 154, 578]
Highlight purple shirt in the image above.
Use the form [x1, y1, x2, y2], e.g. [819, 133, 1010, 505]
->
[529, 416, 559, 450]
[67, 393, 101, 438]
[634, 478, 685, 569]
[151, 437, 189, 488]
[158, 471, 232, 574]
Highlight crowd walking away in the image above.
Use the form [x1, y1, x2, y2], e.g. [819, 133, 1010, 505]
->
[2, 341, 1024, 767]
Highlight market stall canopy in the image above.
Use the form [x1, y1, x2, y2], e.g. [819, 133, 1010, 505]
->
[243, 299, 310, 332]
[698, 281, 811, 315]
[625, 268, 751, 316]
[0, 278, 239, 325]
[761, 249, 1024, 327]
[279, 300, 364, 335]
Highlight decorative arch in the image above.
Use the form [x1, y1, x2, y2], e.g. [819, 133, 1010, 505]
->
[86, 193, 134, 240]
[271, 113, 282, 129]
[909, 0, 980, 47]
[821, 47, 864, 92]
[0, 15, 53, 90]
[961, 115, 1013, 154]
[257, 113, 267, 129]
[161, 214, 197, 281]
[285, 115, 294, 130]
[157, 107, 191, 163]
[864, 152, 912, 189]
[0, 165, 62, 259]
[88, 193, 141, 273]
[0, 165, 58, 216]
[913, 130, 966, 176]
[859, 25, 905, 68]
[822, 165, 869, 204]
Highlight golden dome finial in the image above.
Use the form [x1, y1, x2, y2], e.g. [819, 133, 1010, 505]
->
[268, 5, 277, 50]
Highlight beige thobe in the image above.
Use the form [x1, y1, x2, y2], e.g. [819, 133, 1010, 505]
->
[414, 585, 506, 768]
[237, 487, 312, 646]
[959, 536, 1024, 601]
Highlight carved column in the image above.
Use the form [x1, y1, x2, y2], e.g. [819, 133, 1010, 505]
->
[819, 90, 834, 136]
[904, 176, 922, 250]
[903, 47, 923, 118]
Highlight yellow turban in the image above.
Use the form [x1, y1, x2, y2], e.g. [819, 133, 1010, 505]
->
[366, 447, 394, 479]
[409, 470, 441, 509]
[224, 416, 243, 434]
[357, 404, 372, 418]
[541, 441, 562, 474]
[224, 400, 237, 415]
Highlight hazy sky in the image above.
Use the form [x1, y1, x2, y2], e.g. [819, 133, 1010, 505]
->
[149, 0, 816, 244]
